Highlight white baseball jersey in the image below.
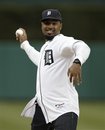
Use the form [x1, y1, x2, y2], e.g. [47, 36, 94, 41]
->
[20, 34, 90, 123]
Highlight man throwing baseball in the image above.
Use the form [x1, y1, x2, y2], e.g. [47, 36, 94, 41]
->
[16, 9, 90, 130]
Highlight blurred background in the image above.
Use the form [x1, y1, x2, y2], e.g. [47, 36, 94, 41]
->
[0, 0, 105, 130]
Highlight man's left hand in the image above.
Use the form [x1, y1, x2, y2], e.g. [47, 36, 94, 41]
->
[67, 63, 82, 86]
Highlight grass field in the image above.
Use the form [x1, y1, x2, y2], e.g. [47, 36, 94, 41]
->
[0, 100, 105, 130]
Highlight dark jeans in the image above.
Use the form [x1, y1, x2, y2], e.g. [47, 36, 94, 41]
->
[31, 104, 78, 130]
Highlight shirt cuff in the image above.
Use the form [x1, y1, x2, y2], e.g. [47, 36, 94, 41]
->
[20, 40, 30, 50]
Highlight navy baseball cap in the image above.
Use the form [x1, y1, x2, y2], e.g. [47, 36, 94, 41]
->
[41, 9, 62, 21]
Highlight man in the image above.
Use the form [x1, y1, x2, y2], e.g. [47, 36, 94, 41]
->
[16, 9, 90, 130]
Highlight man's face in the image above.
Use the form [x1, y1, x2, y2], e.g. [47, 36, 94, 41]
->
[41, 20, 62, 39]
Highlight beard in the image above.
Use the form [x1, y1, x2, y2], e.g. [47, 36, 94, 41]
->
[44, 35, 55, 40]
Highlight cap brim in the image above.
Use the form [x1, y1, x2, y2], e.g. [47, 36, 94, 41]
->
[41, 17, 62, 21]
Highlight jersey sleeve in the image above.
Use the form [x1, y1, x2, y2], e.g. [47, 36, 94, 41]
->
[72, 40, 91, 65]
[20, 40, 40, 66]
[59, 37, 90, 65]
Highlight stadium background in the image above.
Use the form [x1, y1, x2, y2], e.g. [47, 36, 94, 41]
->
[0, 0, 105, 130]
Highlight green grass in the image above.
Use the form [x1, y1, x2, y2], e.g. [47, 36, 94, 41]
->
[0, 100, 32, 130]
[0, 100, 105, 130]
[77, 101, 105, 130]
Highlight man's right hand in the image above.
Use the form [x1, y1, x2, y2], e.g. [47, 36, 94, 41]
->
[15, 28, 27, 43]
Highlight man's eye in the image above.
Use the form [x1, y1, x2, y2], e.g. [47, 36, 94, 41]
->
[52, 22, 56, 25]
[44, 22, 50, 25]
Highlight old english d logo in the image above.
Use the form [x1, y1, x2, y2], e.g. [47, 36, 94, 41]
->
[44, 50, 54, 65]
[47, 11, 51, 16]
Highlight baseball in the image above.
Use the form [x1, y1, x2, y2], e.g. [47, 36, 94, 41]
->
[15, 29, 23, 36]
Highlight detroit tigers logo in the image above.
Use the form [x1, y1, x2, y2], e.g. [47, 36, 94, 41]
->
[44, 50, 54, 65]
[47, 11, 51, 16]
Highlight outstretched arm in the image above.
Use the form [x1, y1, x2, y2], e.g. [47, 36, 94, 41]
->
[67, 41, 90, 86]
[15, 28, 40, 66]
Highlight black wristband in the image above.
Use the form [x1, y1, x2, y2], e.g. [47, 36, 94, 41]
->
[73, 59, 81, 66]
